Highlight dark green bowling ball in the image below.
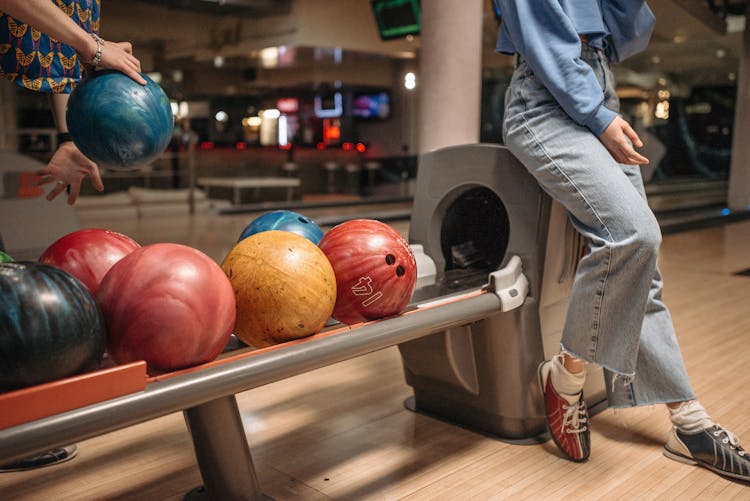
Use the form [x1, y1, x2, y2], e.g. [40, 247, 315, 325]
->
[0, 262, 106, 392]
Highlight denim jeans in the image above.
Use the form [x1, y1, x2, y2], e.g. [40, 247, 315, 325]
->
[503, 44, 695, 408]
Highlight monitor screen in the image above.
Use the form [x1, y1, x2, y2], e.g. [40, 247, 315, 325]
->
[353, 92, 391, 119]
[371, 0, 421, 40]
[314, 92, 343, 118]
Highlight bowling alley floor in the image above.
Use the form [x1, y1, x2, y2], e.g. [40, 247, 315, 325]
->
[2, 209, 750, 500]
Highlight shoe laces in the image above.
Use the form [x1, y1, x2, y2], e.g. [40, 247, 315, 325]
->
[712, 426, 746, 456]
[562, 399, 588, 434]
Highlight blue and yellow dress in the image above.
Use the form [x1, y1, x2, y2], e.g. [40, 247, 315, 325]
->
[0, 0, 100, 94]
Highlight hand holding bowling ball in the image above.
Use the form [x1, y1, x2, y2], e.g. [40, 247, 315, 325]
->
[96, 243, 235, 374]
[66, 71, 174, 170]
[0, 262, 106, 392]
[39, 228, 141, 294]
[239, 210, 324, 245]
[319, 219, 417, 325]
[222, 230, 336, 348]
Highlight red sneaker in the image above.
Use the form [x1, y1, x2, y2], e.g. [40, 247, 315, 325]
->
[538, 360, 590, 461]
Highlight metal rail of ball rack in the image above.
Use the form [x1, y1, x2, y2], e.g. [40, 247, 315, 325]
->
[0, 257, 528, 501]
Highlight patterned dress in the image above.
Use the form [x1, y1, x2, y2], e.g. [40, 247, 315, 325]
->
[0, 0, 100, 94]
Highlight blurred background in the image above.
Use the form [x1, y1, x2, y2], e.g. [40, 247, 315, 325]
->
[1, 0, 748, 222]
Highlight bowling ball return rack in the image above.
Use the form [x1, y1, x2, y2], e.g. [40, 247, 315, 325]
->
[1, 143, 610, 499]
[0, 257, 528, 500]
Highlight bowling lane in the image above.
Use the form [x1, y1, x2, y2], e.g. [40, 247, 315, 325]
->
[78, 201, 412, 264]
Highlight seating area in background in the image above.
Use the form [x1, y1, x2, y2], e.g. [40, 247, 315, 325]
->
[74, 187, 231, 220]
[1, 147, 419, 229]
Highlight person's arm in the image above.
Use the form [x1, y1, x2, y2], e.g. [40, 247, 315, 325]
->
[0, 0, 145, 84]
[498, 0, 647, 165]
[602, 1, 655, 63]
[498, 0, 616, 136]
[35, 93, 104, 205]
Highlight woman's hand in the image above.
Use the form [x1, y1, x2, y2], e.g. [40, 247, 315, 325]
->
[599, 116, 649, 165]
[84, 38, 146, 85]
[35, 142, 104, 205]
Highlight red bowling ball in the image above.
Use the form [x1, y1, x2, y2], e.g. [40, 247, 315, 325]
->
[318, 219, 417, 325]
[39, 228, 141, 294]
[96, 243, 236, 373]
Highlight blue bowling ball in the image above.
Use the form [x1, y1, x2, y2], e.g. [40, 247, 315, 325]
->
[0, 262, 106, 392]
[239, 210, 324, 245]
[66, 71, 174, 170]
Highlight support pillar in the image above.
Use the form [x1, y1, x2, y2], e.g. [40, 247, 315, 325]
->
[728, 7, 750, 211]
[417, 0, 484, 154]
[183, 395, 262, 501]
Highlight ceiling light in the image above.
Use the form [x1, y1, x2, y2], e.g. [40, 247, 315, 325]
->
[260, 47, 279, 68]
[404, 72, 416, 90]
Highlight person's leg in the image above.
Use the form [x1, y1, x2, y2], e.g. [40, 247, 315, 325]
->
[503, 48, 695, 461]
[505, 51, 750, 478]
[504, 58, 673, 384]
[603, 162, 694, 407]
[618, 155, 750, 481]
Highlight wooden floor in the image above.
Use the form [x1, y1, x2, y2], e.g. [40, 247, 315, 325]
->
[2, 208, 750, 500]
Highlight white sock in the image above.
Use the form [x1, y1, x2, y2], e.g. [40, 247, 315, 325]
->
[550, 354, 585, 405]
[668, 400, 714, 433]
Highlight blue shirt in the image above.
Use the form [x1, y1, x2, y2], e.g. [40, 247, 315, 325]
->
[496, 0, 655, 136]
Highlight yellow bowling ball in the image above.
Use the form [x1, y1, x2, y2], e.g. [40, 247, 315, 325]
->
[221, 230, 336, 348]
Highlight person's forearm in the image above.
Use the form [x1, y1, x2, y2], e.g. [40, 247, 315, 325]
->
[0, 0, 97, 62]
[49, 93, 70, 134]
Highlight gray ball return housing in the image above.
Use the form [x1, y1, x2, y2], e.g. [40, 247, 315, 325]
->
[401, 143, 606, 441]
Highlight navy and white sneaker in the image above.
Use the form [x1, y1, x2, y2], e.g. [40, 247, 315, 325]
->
[664, 425, 750, 482]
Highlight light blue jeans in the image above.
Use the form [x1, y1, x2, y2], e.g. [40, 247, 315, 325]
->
[503, 44, 695, 408]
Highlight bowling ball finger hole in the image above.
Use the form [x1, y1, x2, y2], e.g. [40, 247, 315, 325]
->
[385, 254, 396, 265]
[396, 265, 405, 277]
[298, 217, 311, 224]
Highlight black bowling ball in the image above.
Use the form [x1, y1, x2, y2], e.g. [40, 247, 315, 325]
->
[0, 262, 106, 392]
